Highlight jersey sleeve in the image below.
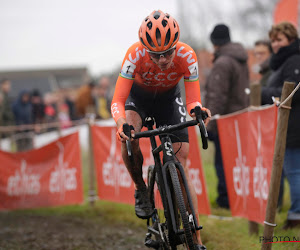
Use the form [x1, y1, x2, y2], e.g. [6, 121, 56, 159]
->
[177, 43, 202, 114]
[111, 76, 133, 122]
[111, 43, 143, 122]
[119, 42, 145, 80]
[185, 80, 202, 115]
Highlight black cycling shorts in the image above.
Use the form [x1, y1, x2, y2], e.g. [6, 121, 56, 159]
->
[125, 83, 189, 143]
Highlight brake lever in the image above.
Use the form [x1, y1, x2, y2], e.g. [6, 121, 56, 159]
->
[123, 123, 135, 164]
[192, 106, 208, 150]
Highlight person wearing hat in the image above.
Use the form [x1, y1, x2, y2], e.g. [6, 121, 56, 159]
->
[204, 24, 250, 209]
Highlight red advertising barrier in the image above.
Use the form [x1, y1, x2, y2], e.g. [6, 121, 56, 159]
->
[0, 133, 84, 211]
[217, 105, 277, 224]
[92, 125, 211, 215]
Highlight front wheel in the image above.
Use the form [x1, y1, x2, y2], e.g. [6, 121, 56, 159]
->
[168, 163, 195, 250]
[147, 165, 170, 250]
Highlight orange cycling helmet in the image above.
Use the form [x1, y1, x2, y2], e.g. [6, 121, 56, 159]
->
[139, 10, 180, 52]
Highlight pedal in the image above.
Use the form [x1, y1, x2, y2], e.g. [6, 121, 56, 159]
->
[144, 233, 160, 249]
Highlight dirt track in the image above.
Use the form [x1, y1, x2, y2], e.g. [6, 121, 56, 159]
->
[0, 212, 149, 250]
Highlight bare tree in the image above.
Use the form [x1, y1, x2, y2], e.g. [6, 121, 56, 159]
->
[176, 0, 278, 49]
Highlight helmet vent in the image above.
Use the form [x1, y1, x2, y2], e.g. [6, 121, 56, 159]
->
[174, 32, 178, 43]
[153, 11, 161, 19]
[146, 32, 155, 47]
[156, 28, 161, 45]
[164, 29, 170, 45]
[162, 19, 168, 27]
[140, 37, 146, 47]
[147, 22, 152, 29]
[166, 14, 170, 18]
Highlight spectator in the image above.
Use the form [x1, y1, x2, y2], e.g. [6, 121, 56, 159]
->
[44, 92, 58, 131]
[0, 78, 15, 137]
[261, 22, 300, 229]
[254, 39, 285, 211]
[74, 80, 96, 118]
[13, 90, 33, 125]
[95, 76, 112, 119]
[253, 40, 273, 86]
[31, 89, 45, 125]
[12, 90, 33, 151]
[204, 24, 250, 209]
[56, 91, 72, 129]
[61, 88, 78, 120]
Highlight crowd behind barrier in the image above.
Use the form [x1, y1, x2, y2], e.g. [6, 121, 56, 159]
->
[0, 75, 114, 152]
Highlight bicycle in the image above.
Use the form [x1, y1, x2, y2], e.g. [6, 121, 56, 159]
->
[123, 106, 208, 250]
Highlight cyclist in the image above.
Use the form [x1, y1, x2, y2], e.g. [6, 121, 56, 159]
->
[111, 10, 210, 249]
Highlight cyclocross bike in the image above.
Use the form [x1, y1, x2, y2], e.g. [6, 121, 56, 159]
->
[123, 106, 208, 250]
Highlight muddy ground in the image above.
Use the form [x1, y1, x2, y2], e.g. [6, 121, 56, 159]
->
[0, 212, 149, 250]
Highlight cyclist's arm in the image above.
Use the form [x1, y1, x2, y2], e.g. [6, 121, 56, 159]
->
[111, 76, 133, 128]
[178, 43, 203, 115]
[111, 42, 142, 128]
[184, 79, 202, 115]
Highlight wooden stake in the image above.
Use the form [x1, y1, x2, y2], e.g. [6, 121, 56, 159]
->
[250, 82, 262, 107]
[261, 82, 295, 250]
[88, 115, 97, 206]
[248, 83, 261, 235]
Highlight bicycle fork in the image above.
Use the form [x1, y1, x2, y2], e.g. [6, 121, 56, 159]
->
[160, 137, 203, 235]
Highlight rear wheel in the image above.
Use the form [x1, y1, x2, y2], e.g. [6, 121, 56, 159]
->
[168, 163, 195, 250]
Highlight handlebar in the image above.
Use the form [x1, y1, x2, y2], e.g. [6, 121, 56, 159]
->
[123, 106, 208, 153]
[192, 106, 208, 150]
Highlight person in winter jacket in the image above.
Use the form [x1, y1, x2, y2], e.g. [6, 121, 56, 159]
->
[75, 80, 96, 118]
[13, 90, 33, 126]
[261, 22, 300, 229]
[31, 89, 45, 125]
[204, 24, 250, 209]
[253, 40, 273, 87]
[12, 90, 33, 151]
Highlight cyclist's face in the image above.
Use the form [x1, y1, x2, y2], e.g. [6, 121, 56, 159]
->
[148, 48, 176, 71]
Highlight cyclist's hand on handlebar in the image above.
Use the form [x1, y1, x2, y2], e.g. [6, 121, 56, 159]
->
[201, 107, 211, 126]
[190, 106, 211, 126]
[116, 123, 135, 142]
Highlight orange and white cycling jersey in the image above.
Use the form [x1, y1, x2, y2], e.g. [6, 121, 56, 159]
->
[111, 41, 202, 122]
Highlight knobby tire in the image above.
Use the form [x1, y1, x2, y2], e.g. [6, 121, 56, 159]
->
[168, 163, 195, 250]
[148, 165, 170, 250]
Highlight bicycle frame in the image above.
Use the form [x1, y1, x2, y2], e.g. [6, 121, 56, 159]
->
[123, 106, 208, 249]
[145, 118, 203, 240]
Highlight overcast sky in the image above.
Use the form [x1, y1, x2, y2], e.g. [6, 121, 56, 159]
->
[0, 0, 179, 76]
[1, 0, 276, 77]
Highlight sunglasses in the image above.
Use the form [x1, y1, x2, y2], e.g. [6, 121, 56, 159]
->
[147, 47, 176, 60]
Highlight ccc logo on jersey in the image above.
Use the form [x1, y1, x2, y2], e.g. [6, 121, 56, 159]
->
[142, 72, 178, 85]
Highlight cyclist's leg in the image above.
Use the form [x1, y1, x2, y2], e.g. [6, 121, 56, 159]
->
[122, 86, 149, 190]
[121, 109, 145, 190]
[173, 142, 203, 246]
[121, 109, 154, 219]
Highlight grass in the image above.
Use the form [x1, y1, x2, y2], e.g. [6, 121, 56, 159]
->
[2, 141, 300, 250]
